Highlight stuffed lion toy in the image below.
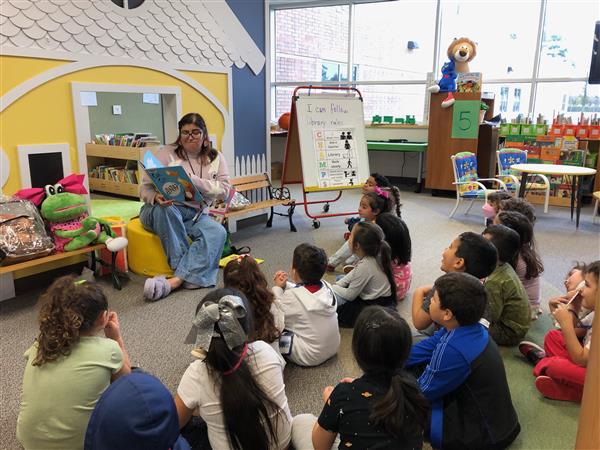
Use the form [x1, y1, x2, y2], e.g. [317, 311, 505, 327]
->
[428, 37, 477, 108]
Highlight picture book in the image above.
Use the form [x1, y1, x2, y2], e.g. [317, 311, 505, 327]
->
[456, 72, 482, 93]
[141, 163, 203, 203]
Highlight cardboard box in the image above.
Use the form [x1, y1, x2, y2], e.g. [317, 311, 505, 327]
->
[540, 147, 561, 161]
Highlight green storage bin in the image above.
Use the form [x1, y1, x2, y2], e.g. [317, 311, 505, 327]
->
[499, 123, 511, 136]
[508, 124, 521, 135]
[535, 124, 548, 136]
[520, 124, 535, 136]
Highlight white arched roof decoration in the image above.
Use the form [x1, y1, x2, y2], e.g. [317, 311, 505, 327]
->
[0, 0, 265, 74]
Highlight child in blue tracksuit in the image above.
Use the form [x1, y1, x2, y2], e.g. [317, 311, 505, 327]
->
[406, 272, 520, 450]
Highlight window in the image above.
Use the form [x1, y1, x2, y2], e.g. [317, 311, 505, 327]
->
[270, 1, 600, 122]
[534, 82, 600, 121]
[353, 1, 437, 81]
[539, 1, 600, 78]
[439, 1, 540, 79]
[321, 61, 357, 82]
[274, 6, 349, 83]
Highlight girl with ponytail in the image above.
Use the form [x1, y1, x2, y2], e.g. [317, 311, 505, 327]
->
[311, 306, 427, 449]
[175, 288, 292, 450]
[332, 222, 397, 327]
[17, 276, 130, 450]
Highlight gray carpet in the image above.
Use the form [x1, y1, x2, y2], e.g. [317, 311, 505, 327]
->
[1, 186, 598, 450]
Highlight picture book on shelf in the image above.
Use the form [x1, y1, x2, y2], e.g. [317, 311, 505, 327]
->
[140, 162, 203, 203]
[456, 72, 482, 93]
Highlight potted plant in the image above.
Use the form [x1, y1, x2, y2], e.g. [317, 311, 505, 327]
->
[479, 101, 489, 123]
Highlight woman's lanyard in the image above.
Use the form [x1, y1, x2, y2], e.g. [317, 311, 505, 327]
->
[183, 151, 202, 179]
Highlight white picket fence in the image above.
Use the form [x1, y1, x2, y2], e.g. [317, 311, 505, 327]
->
[229, 152, 270, 232]
[234, 153, 268, 177]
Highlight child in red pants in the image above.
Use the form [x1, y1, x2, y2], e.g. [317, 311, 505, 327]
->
[519, 261, 598, 402]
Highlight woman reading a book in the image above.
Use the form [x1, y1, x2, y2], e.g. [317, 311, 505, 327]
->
[139, 112, 231, 301]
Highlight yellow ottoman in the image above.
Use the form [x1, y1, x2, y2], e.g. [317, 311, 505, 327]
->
[126, 218, 174, 277]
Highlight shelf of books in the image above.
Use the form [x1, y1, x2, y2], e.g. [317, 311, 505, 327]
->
[86, 143, 158, 198]
[502, 135, 595, 207]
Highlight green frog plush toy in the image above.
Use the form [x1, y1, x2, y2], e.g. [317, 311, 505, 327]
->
[14, 175, 127, 252]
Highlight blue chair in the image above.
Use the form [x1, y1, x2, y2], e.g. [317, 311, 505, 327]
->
[497, 148, 550, 213]
[450, 151, 507, 223]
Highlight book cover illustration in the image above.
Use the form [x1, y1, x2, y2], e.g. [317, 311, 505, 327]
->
[143, 165, 203, 203]
[456, 72, 482, 93]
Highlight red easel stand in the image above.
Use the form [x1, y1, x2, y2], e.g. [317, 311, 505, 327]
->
[280, 85, 364, 229]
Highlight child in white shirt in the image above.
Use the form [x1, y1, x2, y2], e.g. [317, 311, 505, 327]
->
[273, 243, 340, 366]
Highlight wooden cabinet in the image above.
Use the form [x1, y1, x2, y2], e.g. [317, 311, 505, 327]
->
[425, 92, 481, 191]
[85, 144, 154, 198]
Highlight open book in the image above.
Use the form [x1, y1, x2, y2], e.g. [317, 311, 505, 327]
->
[140, 162, 203, 203]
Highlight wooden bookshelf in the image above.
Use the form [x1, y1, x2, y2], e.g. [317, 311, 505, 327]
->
[85, 143, 157, 198]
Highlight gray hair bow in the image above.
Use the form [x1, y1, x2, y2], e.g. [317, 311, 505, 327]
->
[184, 295, 248, 353]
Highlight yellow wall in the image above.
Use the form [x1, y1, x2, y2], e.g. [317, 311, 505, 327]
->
[0, 56, 229, 195]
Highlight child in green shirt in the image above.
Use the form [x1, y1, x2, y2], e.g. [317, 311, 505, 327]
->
[483, 224, 531, 346]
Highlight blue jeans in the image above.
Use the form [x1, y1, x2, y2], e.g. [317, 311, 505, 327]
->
[139, 204, 226, 287]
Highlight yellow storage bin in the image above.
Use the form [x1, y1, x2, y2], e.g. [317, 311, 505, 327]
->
[126, 218, 173, 277]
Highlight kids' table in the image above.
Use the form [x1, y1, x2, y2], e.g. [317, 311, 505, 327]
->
[511, 163, 597, 228]
[367, 141, 428, 192]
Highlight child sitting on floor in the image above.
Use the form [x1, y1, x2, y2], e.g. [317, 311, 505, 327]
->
[176, 288, 292, 450]
[406, 272, 521, 449]
[519, 260, 598, 402]
[300, 306, 428, 450]
[272, 243, 340, 367]
[411, 231, 497, 333]
[498, 197, 537, 224]
[482, 224, 531, 346]
[332, 222, 396, 327]
[496, 210, 545, 319]
[375, 212, 412, 301]
[345, 173, 402, 233]
[17, 276, 131, 450]
[327, 190, 394, 272]
[482, 190, 512, 225]
[223, 256, 284, 354]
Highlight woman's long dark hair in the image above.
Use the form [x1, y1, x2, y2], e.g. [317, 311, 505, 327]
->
[375, 213, 411, 265]
[197, 288, 283, 450]
[496, 210, 544, 279]
[33, 276, 107, 366]
[173, 113, 218, 165]
[352, 222, 397, 300]
[223, 256, 280, 343]
[353, 306, 428, 437]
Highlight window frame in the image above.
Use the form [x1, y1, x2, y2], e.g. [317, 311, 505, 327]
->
[269, 0, 596, 122]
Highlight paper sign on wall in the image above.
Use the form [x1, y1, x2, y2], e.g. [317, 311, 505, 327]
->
[451, 100, 480, 139]
[314, 129, 358, 188]
[80, 91, 97, 106]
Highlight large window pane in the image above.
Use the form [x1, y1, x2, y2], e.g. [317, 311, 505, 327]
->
[483, 83, 532, 121]
[539, 1, 600, 78]
[353, 1, 437, 81]
[274, 86, 295, 120]
[274, 6, 349, 82]
[360, 84, 427, 123]
[534, 82, 600, 121]
[439, 1, 540, 79]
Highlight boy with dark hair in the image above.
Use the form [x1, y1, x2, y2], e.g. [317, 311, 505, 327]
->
[406, 272, 521, 449]
[412, 232, 498, 332]
[272, 243, 340, 366]
[483, 224, 531, 346]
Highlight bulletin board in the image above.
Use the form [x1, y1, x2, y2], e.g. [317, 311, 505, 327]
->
[285, 93, 370, 192]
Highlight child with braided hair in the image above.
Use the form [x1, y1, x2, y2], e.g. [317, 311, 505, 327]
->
[17, 276, 131, 450]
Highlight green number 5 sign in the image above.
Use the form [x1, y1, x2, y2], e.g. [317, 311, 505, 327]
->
[452, 100, 480, 139]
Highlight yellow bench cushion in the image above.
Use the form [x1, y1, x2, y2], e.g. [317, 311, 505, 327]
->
[126, 218, 173, 277]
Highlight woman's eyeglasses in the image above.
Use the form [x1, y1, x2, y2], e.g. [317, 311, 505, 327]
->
[180, 129, 203, 138]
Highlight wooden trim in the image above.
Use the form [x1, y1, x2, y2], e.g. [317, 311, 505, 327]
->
[0, 245, 104, 274]
[86, 144, 147, 160]
[233, 181, 270, 191]
[231, 174, 269, 185]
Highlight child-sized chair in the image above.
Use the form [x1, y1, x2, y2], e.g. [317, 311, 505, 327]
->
[450, 151, 508, 223]
[497, 148, 551, 213]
